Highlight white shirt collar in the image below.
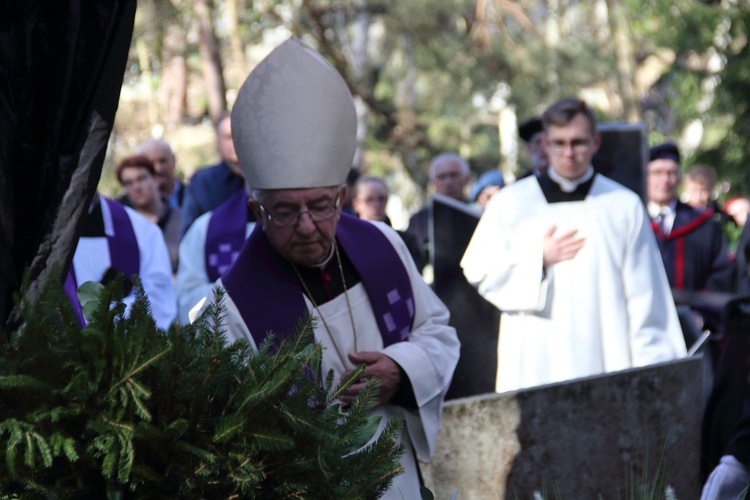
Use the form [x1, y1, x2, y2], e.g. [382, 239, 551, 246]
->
[311, 243, 336, 269]
[647, 200, 677, 234]
[647, 200, 677, 219]
[548, 166, 594, 193]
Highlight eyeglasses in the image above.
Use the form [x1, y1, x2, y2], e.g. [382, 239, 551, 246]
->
[647, 168, 680, 178]
[260, 193, 341, 228]
[547, 138, 593, 154]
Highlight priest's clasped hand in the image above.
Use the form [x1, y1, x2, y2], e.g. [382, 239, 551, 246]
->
[542, 225, 586, 267]
[340, 351, 401, 407]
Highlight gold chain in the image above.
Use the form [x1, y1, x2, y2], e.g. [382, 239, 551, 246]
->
[291, 243, 358, 370]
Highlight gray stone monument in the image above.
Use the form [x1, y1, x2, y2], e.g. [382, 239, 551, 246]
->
[422, 357, 702, 499]
[594, 123, 648, 201]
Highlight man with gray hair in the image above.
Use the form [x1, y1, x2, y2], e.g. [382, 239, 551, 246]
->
[406, 153, 470, 268]
[137, 138, 184, 208]
[190, 37, 459, 498]
[646, 143, 732, 293]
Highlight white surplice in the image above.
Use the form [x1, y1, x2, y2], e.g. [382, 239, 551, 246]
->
[461, 174, 686, 393]
[176, 210, 255, 324]
[191, 221, 459, 499]
[73, 200, 176, 330]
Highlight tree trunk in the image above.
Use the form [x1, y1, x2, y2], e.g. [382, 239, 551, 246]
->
[195, 0, 228, 124]
[225, 0, 247, 85]
[606, 0, 640, 121]
[545, 0, 561, 91]
[349, 5, 372, 169]
[136, 37, 160, 126]
[396, 35, 422, 188]
[160, 23, 188, 130]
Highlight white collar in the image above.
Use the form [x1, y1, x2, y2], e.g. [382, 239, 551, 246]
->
[311, 242, 336, 269]
[647, 200, 677, 218]
[548, 166, 594, 193]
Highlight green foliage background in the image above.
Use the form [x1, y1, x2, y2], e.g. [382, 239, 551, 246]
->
[108, 0, 750, 205]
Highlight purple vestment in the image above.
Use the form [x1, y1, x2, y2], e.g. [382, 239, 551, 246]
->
[221, 213, 414, 349]
[64, 198, 140, 327]
[204, 190, 248, 283]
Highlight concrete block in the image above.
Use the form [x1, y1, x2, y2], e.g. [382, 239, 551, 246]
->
[422, 357, 702, 499]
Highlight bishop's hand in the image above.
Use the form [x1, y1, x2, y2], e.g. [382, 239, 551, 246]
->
[542, 225, 586, 268]
[340, 351, 401, 407]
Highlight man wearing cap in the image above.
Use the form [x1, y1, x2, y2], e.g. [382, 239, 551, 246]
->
[646, 142, 733, 293]
[190, 38, 459, 498]
[516, 117, 549, 179]
[462, 97, 685, 393]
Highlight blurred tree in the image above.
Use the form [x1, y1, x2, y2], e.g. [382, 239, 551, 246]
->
[110, 0, 750, 203]
[693, 4, 750, 195]
[195, 0, 228, 123]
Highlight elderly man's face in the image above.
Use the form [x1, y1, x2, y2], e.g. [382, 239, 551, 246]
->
[647, 159, 681, 206]
[252, 186, 344, 267]
[139, 141, 175, 196]
[431, 158, 469, 200]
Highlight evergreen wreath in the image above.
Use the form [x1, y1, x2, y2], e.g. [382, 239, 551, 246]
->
[0, 266, 403, 498]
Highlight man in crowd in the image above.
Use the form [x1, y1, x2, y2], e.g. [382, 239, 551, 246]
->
[646, 143, 733, 293]
[517, 117, 549, 178]
[68, 190, 176, 330]
[683, 163, 736, 238]
[406, 153, 470, 267]
[117, 155, 181, 274]
[461, 97, 685, 393]
[683, 164, 717, 211]
[179, 112, 245, 238]
[351, 175, 424, 271]
[191, 37, 459, 498]
[137, 138, 184, 208]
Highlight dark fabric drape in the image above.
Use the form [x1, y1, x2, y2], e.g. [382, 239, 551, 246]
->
[0, 0, 137, 330]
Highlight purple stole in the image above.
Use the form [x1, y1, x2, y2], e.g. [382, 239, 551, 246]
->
[204, 190, 248, 283]
[221, 213, 415, 350]
[64, 269, 86, 329]
[64, 197, 140, 327]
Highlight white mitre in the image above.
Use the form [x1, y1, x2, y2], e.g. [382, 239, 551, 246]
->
[231, 37, 357, 190]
